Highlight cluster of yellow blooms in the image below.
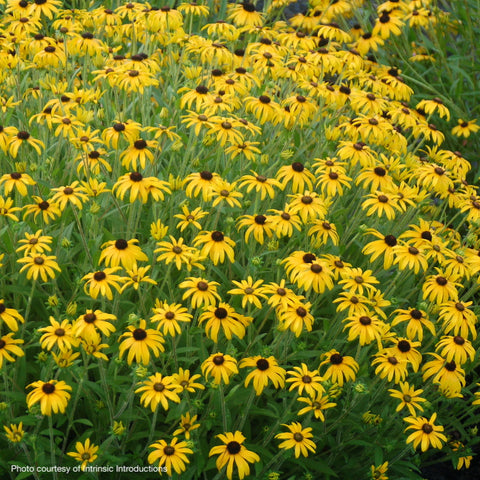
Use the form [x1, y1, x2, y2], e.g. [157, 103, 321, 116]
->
[1, 0, 479, 477]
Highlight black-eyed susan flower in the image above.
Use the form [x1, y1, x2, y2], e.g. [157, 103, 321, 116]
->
[393, 244, 428, 274]
[227, 276, 267, 309]
[391, 307, 435, 341]
[320, 350, 359, 386]
[372, 352, 408, 383]
[118, 320, 165, 365]
[275, 422, 316, 458]
[81, 338, 109, 362]
[3, 422, 24, 443]
[0, 172, 36, 196]
[422, 269, 460, 304]
[201, 352, 238, 384]
[151, 301, 192, 337]
[404, 413, 447, 452]
[343, 313, 384, 346]
[0, 333, 24, 368]
[288, 191, 327, 223]
[38, 317, 78, 351]
[179, 276, 221, 309]
[173, 413, 200, 440]
[276, 162, 315, 194]
[451, 118, 480, 138]
[26, 380, 72, 415]
[237, 214, 274, 245]
[438, 301, 477, 340]
[102, 120, 142, 149]
[227, 2, 264, 27]
[82, 268, 126, 300]
[0, 300, 24, 332]
[422, 353, 465, 396]
[362, 229, 397, 269]
[209, 431, 260, 480]
[268, 206, 302, 238]
[435, 335, 475, 365]
[50, 181, 88, 211]
[199, 303, 251, 343]
[16, 230, 52, 256]
[17, 254, 61, 282]
[121, 265, 157, 292]
[239, 356, 286, 395]
[23, 196, 61, 224]
[135, 373, 181, 411]
[297, 393, 336, 421]
[333, 291, 371, 317]
[99, 238, 148, 270]
[286, 363, 324, 397]
[211, 181, 243, 208]
[174, 205, 208, 232]
[388, 382, 426, 416]
[0, 197, 21, 221]
[185, 170, 220, 201]
[148, 437, 193, 475]
[73, 309, 116, 342]
[339, 267, 379, 295]
[172, 368, 205, 393]
[278, 301, 315, 337]
[67, 439, 99, 471]
[193, 230, 235, 265]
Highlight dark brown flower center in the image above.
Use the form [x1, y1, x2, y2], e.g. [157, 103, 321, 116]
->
[385, 235, 397, 246]
[397, 340, 411, 352]
[422, 423, 433, 434]
[130, 172, 143, 182]
[293, 432, 304, 442]
[330, 353, 343, 364]
[55, 328, 65, 337]
[215, 308, 228, 319]
[296, 307, 307, 317]
[200, 170, 213, 180]
[256, 358, 269, 371]
[213, 355, 224, 365]
[197, 281, 208, 291]
[163, 446, 175, 455]
[436, 276, 447, 286]
[388, 357, 398, 365]
[34, 257, 44, 265]
[292, 162, 305, 172]
[84, 313, 96, 323]
[227, 440, 242, 454]
[255, 215, 267, 225]
[154, 382, 165, 392]
[310, 264, 323, 273]
[115, 239, 128, 250]
[453, 336, 465, 345]
[211, 231, 224, 242]
[134, 139, 147, 149]
[133, 328, 147, 341]
[359, 316, 371, 325]
[42, 383, 55, 394]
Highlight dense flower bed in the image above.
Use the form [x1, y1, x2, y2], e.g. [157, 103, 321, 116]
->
[1, 0, 480, 479]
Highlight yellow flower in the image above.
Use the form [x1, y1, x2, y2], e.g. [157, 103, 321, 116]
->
[26, 380, 72, 416]
[67, 439, 99, 471]
[404, 413, 447, 451]
[209, 431, 260, 480]
[148, 437, 193, 475]
[17, 254, 61, 282]
[135, 373, 181, 411]
[275, 422, 316, 458]
[4, 422, 24, 443]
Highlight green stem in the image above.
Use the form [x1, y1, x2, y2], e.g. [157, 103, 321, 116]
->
[48, 416, 58, 480]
